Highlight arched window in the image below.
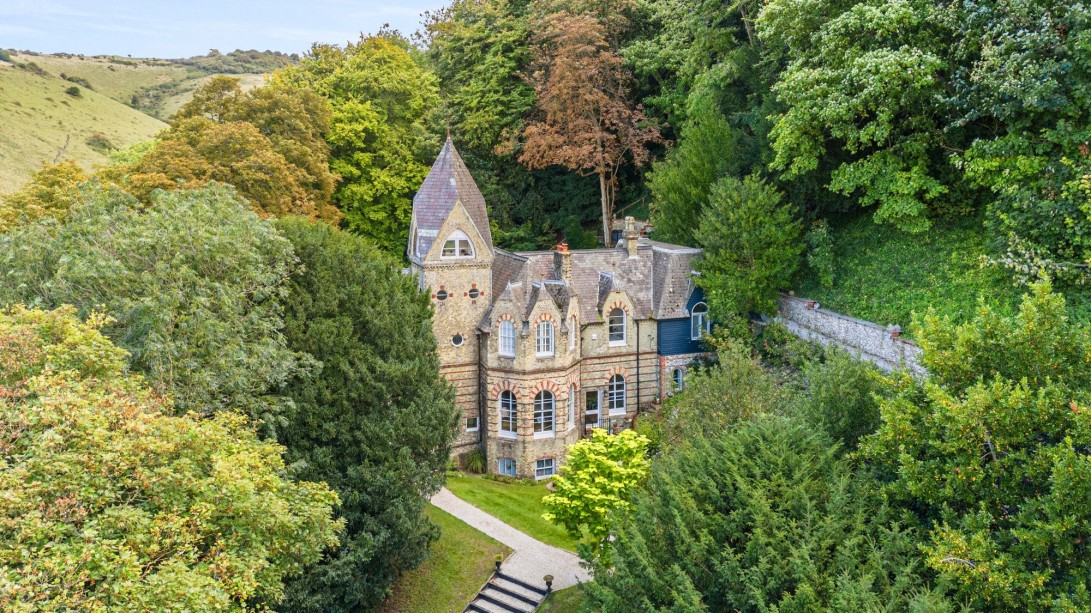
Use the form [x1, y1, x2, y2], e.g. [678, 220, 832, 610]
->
[568, 384, 576, 429]
[499, 320, 516, 357]
[673, 368, 684, 391]
[441, 230, 474, 259]
[691, 302, 710, 340]
[608, 374, 626, 414]
[534, 391, 555, 435]
[608, 308, 626, 344]
[499, 391, 517, 437]
[536, 320, 554, 356]
[568, 316, 577, 351]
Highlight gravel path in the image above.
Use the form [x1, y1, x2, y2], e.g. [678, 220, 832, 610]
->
[430, 487, 591, 591]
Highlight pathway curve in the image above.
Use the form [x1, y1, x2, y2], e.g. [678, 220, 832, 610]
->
[430, 487, 591, 591]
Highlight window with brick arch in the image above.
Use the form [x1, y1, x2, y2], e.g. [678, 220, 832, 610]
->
[499, 391, 517, 437]
[608, 374, 626, 414]
[536, 320, 554, 356]
[499, 320, 515, 357]
[608, 308, 626, 344]
[534, 390, 555, 434]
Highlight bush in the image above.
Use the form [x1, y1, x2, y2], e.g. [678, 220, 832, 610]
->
[64, 85, 81, 97]
[0, 49, 12, 63]
[801, 349, 882, 450]
[465, 448, 487, 474]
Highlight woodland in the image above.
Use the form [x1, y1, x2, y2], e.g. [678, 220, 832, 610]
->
[1, 0, 1090, 610]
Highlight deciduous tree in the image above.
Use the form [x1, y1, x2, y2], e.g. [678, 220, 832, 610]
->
[517, 11, 662, 245]
[863, 283, 1091, 610]
[0, 305, 341, 610]
[273, 35, 441, 253]
[0, 185, 302, 426]
[542, 429, 650, 560]
[0, 161, 87, 231]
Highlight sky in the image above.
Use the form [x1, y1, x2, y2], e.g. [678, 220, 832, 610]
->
[0, 0, 443, 58]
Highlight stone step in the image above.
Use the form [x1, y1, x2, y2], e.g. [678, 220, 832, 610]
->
[474, 589, 534, 613]
[495, 571, 549, 596]
[492, 574, 548, 603]
[485, 581, 541, 607]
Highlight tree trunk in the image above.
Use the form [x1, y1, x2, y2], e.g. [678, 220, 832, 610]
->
[600, 172, 612, 247]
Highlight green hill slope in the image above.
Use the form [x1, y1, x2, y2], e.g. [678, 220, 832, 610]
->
[11, 52, 265, 119]
[0, 61, 167, 194]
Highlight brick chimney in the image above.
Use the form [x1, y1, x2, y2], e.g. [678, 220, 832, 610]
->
[556, 242, 572, 284]
[624, 216, 639, 258]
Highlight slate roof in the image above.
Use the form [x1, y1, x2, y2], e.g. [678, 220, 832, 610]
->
[480, 238, 701, 330]
[409, 137, 493, 259]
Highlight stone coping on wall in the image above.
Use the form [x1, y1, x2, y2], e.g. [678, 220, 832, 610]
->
[776, 293, 926, 376]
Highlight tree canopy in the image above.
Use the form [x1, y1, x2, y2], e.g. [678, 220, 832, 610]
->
[273, 34, 441, 253]
[0, 305, 341, 611]
[0, 185, 301, 426]
[271, 218, 458, 611]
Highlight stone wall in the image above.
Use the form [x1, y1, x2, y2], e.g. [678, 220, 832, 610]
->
[776, 294, 925, 376]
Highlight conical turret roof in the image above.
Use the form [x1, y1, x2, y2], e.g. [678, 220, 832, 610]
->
[409, 137, 492, 258]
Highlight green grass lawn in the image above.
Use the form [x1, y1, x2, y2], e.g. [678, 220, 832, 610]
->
[380, 504, 511, 613]
[540, 585, 588, 613]
[445, 473, 580, 551]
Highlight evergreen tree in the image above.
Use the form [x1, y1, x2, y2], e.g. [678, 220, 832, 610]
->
[272, 218, 458, 611]
[590, 416, 950, 611]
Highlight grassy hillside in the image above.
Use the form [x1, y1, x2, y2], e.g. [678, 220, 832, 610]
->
[0, 61, 166, 194]
[11, 52, 265, 119]
[796, 215, 1022, 332]
[796, 214, 1091, 333]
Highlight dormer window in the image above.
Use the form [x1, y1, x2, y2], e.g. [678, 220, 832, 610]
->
[441, 230, 474, 259]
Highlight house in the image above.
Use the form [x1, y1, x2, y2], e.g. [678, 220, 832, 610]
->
[408, 138, 711, 479]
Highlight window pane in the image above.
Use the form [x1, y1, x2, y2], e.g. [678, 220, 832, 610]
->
[535, 458, 555, 478]
[499, 321, 515, 356]
[534, 391, 554, 432]
[608, 375, 626, 412]
[500, 392, 517, 434]
[536, 321, 553, 354]
[609, 309, 625, 342]
[441, 240, 456, 257]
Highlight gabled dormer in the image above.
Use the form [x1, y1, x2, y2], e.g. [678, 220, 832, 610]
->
[408, 137, 493, 264]
[423, 201, 494, 267]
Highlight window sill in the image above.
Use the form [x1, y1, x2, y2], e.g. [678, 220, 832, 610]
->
[609, 340, 626, 347]
[499, 432, 517, 440]
[498, 353, 515, 359]
[609, 409, 627, 417]
[535, 353, 554, 358]
[533, 431, 555, 440]
[534, 473, 555, 481]
[466, 427, 480, 433]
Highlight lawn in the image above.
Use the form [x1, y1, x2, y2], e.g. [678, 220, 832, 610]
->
[445, 473, 580, 551]
[380, 504, 511, 613]
[796, 214, 1027, 334]
[540, 585, 588, 613]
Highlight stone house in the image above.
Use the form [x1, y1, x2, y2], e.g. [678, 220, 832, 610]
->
[409, 138, 711, 479]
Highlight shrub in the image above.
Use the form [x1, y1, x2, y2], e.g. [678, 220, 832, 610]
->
[65, 85, 80, 97]
[805, 218, 835, 289]
[0, 49, 12, 63]
[465, 447, 487, 474]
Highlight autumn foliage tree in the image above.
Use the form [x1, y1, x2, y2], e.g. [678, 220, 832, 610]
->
[0, 306, 341, 610]
[517, 11, 662, 245]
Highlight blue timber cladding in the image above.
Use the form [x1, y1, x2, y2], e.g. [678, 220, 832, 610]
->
[657, 287, 707, 355]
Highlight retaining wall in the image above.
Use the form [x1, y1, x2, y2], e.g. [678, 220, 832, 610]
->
[776, 294, 925, 376]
